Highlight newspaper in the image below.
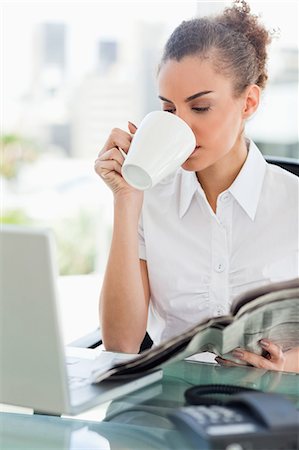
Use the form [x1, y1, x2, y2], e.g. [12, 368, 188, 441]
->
[91, 278, 299, 383]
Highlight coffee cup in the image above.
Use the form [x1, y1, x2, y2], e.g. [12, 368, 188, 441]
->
[120, 111, 196, 190]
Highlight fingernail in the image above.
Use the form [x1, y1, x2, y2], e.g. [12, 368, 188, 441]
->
[128, 120, 137, 129]
[232, 350, 244, 359]
[260, 339, 269, 348]
[215, 357, 223, 365]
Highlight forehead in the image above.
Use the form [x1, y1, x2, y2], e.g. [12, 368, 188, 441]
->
[158, 55, 233, 98]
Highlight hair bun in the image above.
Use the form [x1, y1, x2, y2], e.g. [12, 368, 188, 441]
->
[217, 0, 272, 89]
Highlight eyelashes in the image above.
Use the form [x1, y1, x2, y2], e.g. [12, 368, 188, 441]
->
[163, 107, 211, 114]
[192, 107, 211, 113]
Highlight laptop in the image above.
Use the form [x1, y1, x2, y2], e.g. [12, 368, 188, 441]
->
[0, 225, 162, 415]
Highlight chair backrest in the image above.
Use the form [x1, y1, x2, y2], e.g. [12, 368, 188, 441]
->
[265, 155, 299, 177]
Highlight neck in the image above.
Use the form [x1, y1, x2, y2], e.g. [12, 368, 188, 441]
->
[196, 137, 248, 213]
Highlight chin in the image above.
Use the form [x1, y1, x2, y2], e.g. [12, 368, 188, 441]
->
[181, 163, 195, 171]
[182, 150, 214, 172]
[181, 159, 204, 172]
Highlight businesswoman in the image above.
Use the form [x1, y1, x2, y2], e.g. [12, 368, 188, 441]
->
[94, 0, 299, 372]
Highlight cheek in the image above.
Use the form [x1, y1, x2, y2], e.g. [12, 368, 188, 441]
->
[197, 104, 242, 145]
[182, 106, 243, 169]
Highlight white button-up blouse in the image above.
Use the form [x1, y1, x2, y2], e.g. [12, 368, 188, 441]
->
[138, 140, 299, 344]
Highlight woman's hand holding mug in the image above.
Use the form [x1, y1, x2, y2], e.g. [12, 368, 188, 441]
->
[94, 121, 142, 200]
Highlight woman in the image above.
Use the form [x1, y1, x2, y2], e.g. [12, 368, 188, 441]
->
[94, 0, 299, 372]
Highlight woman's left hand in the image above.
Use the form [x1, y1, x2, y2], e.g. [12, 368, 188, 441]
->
[215, 339, 286, 371]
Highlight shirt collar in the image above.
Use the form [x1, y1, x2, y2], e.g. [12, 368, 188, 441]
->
[229, 140, 266, 221]
[178, 169, 199, 219]
[178, 140, 267, 220]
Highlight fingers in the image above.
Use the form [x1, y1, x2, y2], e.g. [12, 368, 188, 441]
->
[231, 341, 285, 371]
[99, 147, 125, 165]
[231, 349, 273, 370]
[215, 356, 243, 367]
[99, 128, 133, 157]
[95, 122, 139, 192]
[128, 121, 137, 135]
[94, 147, 124, 180]
[217, 340, 286, 372]
[95, 158, 122, 177]
[259, 339, 283, 362]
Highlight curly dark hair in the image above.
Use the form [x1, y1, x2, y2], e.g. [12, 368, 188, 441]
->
[159, 0, 273, 95]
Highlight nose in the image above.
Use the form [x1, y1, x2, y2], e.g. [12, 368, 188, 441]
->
[176, 112, 195, 135]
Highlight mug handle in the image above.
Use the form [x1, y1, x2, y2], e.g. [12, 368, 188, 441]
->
[118, 147, 127, 159]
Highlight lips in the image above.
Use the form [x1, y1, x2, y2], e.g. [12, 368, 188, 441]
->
[189, 145, 201, 156]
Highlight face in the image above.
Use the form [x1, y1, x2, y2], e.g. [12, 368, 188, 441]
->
[158, 55, 255, 173]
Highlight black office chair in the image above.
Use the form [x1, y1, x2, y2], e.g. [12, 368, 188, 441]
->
[264, 155, 299, 177]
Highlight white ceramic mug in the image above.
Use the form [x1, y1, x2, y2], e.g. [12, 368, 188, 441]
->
[120, 111, 196, 190]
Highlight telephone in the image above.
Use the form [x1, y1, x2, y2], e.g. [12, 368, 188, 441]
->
[169, 391, 299, 450]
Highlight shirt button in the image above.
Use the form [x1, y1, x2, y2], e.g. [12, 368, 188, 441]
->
[215, 306, 225, 316]
[214, 262, 225, 273]
[221, 193, 230, 203]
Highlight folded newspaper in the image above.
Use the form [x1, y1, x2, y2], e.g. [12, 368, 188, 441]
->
[92, 278, 299, 383]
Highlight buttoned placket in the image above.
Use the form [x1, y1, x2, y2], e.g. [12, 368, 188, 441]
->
[210, 191, 232, 317]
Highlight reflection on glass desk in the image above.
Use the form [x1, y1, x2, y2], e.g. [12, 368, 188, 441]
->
[1, 361, 299, 450]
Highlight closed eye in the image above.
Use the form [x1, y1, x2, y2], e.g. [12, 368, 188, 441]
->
[162, 106, 211, 114]
[163, 108, 176, 114]
[192, 107, 211, 113]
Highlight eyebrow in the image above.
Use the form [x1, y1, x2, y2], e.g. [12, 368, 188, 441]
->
[158, 90, 214, 104]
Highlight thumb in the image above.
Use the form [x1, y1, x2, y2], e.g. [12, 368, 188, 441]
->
[128, 121, 137, 135]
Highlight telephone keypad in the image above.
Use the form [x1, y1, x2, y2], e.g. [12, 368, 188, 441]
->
[179, 405, 248, 427]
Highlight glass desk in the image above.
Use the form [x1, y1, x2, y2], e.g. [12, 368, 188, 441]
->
[1, 361, 298, 450]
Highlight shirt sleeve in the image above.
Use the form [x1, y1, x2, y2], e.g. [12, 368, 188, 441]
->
[138, 211, 147, 261]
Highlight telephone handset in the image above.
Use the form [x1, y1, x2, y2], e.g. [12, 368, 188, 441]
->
[169, 391, 299, 450]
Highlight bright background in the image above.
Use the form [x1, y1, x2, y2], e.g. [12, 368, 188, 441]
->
[1, 0, 298, 276]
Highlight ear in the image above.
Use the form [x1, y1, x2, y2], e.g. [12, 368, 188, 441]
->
[242, 84, 260, 119]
